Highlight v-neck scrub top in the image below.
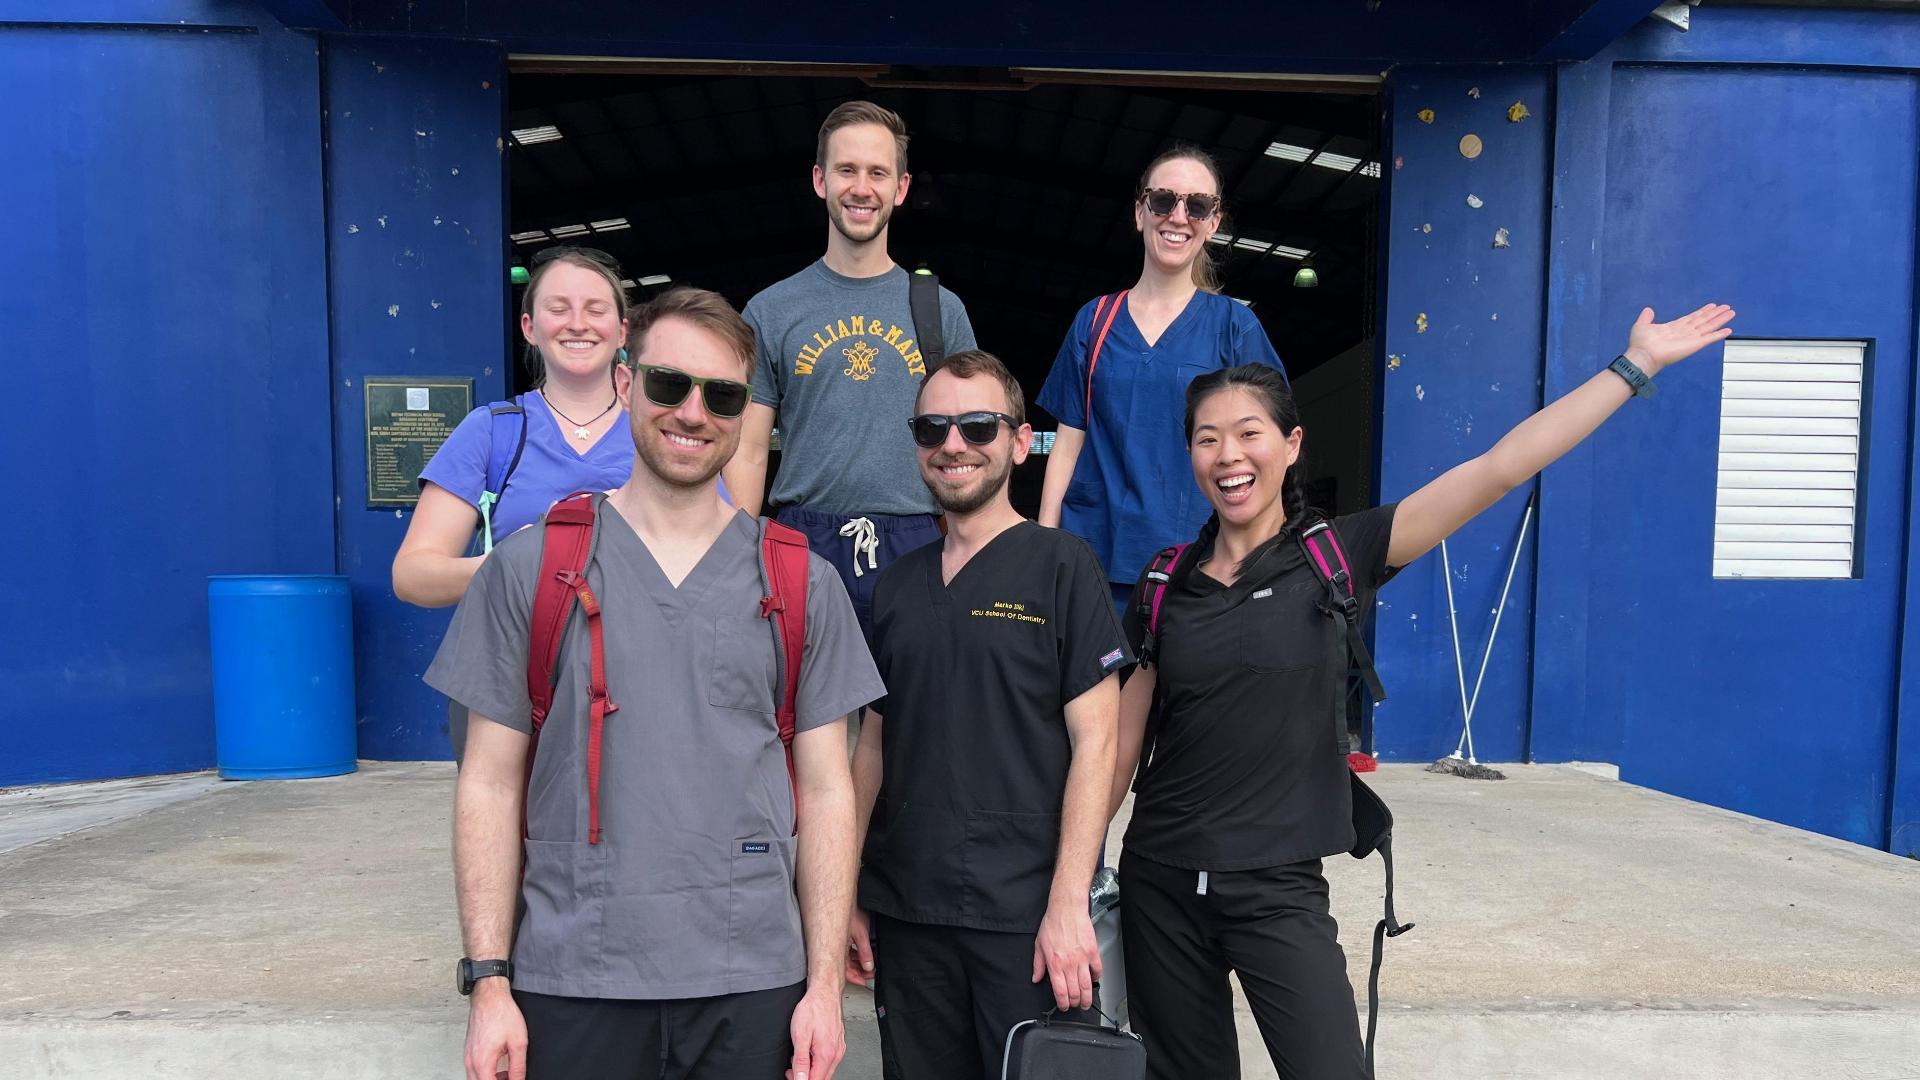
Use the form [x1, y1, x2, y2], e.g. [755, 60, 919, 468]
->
[1120, 505, 1398, 871]
[419, 393, 635, 539]
[425, 500, 885, 999]
[1036, 291, 1286, 583]
[859, 522, 1133, 932]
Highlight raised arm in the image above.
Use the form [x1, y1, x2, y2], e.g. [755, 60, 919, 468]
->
[1038, 424, 1086, 529]
[393, 483, 486, 607]
[1387, 304, 1735, 568]
[723, 402, 777, 516]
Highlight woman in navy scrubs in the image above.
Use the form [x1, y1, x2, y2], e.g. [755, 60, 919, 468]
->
[1110, 303, 1735, 1079]
[1036, 146, 1286, 607]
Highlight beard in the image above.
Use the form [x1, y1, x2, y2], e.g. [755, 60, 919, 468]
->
[633, 419, 738, 491]
[923, 450, 1013, 515]
[826, 198, 894, 245]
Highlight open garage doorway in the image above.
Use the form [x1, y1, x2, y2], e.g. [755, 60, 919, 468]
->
[502, 61, 1384, 520]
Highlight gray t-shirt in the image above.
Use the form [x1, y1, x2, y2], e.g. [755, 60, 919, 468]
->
[745, 261, 977, 516]
[425, 500, 884, 1000]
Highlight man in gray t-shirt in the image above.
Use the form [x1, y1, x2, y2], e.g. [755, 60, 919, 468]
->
[723, 100, 977, 636]
[433, 288, 881, 1080]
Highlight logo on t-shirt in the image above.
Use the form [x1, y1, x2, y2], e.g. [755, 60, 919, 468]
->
[792, 315, 930, 381]
[741, 841, 771, 854]
[1100, 648, 1125, 670]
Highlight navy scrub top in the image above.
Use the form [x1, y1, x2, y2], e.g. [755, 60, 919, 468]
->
[1036, 290, 1287, 584]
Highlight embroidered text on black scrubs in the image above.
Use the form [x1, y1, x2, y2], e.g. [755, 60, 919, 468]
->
[860, 522, 1132, 932]
[1122, 504, 1399, 871]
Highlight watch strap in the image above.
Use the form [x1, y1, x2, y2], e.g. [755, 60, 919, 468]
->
[1609, 354, 1658, 398]
[459, 957, 513, 994]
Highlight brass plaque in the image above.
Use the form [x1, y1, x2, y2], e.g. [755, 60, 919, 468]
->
[364, 376, 473, 507]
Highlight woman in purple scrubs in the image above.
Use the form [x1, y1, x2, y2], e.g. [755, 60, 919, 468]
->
[1037, 147, 1287, 610]
[393, 247, 636, 609]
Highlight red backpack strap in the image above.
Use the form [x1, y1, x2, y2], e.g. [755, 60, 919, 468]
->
[758, 519, 811, 832]
[1083, 290, 1129, 424]
[525, 491, 619, 844]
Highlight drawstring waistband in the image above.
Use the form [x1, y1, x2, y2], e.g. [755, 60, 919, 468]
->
[839, 516, 880, 577]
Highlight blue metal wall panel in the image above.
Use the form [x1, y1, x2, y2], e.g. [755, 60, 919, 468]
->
[1591, 66, 1915, 848]
[0, 16, 335, 785]
[1372, 69, 1552, 763]
[321, 36, 507, 761]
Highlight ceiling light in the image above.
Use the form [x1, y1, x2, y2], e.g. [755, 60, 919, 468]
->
[510, 125, 562, 145]
[1264, 142, 1314, 162]
[1294, 257, 1320, 288]
[510, 266, 530, 285]
[1270, 244, 1312, 260]
[1232, 237, 1272, 252]
[589, 218, 630, 232]
[638, 274, 672, 286]
[548, 223, 590, 238]
[1359, 161, 1382, 178]
[618, 278, 636, 288]
[1207, 231, 1234, 247]
[1310, 151, 1364, 173]
[510, 230, 547, 244]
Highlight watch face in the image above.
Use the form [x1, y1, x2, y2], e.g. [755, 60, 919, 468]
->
[457, 958, 473, 995]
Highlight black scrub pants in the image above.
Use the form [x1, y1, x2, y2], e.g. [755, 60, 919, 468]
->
[515, 981, 805, 1080]
[1119, 850, 1368, 1080]
[871, 913, 1071, 1080]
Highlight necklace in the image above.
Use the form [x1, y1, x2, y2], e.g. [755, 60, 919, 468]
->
[541, 388, 618, 440]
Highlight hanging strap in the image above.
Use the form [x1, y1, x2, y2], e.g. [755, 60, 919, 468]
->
[1297, 521, 1388, 761]
[1129, 542, 1191, 795]
[759, 519, 811, 833]
[1082, 290, 1129, 425]
[479, 397, 529, 554]
[1364, 836, 1414, 1076]
[524, 492, 618, 844]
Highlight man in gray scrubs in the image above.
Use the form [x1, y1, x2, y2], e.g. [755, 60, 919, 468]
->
[429, 287, 883, 1080]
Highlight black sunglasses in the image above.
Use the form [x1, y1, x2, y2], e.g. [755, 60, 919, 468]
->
[633, 363, 752, 419]
[1140, 188, 1221, 220]
[531, 245, 622, 272]
[909, 412, 1019, 449]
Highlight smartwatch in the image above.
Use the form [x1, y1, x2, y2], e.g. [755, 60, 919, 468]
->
[1608, 353, 1658, 399]
[458, 957, 514, 995]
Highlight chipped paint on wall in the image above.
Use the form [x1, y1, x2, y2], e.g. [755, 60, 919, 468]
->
[1508, 101, 1531, 122]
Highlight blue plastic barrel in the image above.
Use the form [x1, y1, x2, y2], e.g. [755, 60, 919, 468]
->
[207, 575, 357, 780]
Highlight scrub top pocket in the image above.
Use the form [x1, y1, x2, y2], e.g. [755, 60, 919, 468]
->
[708, 615, 778, 713]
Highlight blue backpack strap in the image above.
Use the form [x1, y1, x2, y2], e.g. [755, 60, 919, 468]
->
[477, 396, 529, 553]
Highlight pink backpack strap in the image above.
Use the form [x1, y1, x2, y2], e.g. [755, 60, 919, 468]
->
[1137, 542, 1190, 667]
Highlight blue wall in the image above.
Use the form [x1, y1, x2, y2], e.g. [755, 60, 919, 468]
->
[0, 10, 336, 786]
[323, 37, 508, 760]
[1373, 68, 1552, 764]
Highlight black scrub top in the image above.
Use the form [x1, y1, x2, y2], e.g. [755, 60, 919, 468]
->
[860, 521, 1133, 932]
[1122, 504, 1399, 871]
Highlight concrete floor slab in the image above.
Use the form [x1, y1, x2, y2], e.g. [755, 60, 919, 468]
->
[2, 762, 1916, 1078]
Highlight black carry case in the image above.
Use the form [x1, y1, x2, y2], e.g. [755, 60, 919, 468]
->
[1001, 994, 1144, 1080]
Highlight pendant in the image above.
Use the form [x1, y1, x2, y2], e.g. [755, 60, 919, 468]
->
[574, 426, 591, 440]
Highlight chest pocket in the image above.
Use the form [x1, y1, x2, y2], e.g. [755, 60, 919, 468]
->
[709, 615, 778, 713]
[1239, 581, 1334, 675]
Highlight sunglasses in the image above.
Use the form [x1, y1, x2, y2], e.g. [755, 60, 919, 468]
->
[1140, 188, 1221, 220]
[909, 411, 1019, 449]
[633, 363, 752, 419]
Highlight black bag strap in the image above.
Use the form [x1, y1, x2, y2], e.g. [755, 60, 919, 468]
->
[1365, 836, 1414, 1076]
[908, 270, 945, 369]
[1295, 519, 1387, 760]
[1129, 543, 1192, 795]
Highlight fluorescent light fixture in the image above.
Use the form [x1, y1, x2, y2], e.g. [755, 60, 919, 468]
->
[638, 274, 672, 286]
[1270, 244, 1311, 260]
[1359, 161, 1382, 178]
[618, 278, 636, 288]
[1207, 231, 1234, 247]
[1310, 151, 1364, 173]
[548, 223, 590, 237]
[1232, 236, 1272, 252]
[510, 230, 548, 244]
[510, 125, 563, 145]
[589, 218, 631, 232]
[1264, 142, 1314, 162]
[1231, 296, 1253, 306]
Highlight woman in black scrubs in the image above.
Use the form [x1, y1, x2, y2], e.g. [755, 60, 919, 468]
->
[1109, 303, 1735, 1079]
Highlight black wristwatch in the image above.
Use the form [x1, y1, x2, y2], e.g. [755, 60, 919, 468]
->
[458, 957, 513, 995]
[1608, 353, 1658, 399]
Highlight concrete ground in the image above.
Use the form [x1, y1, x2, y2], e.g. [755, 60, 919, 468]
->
[2, 762, 1917, 1079]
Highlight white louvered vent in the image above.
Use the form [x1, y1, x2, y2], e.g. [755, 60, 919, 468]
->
[1714, 339, 1864, 580]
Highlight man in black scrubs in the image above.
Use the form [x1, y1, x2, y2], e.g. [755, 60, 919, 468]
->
[851, 349, 1130, 1080]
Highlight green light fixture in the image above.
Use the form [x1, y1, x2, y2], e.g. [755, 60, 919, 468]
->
[510, 265, 531, 286]
[912, 264, 934, 276]
[1292, 257, 1319, 289]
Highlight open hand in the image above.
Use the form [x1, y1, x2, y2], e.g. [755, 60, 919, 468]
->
[1625, 303, 1736, 375]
